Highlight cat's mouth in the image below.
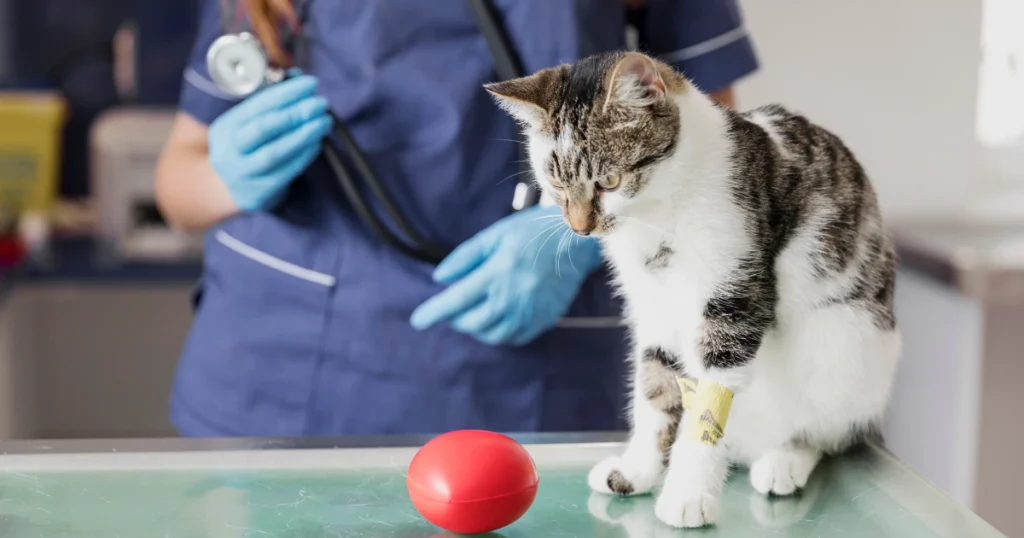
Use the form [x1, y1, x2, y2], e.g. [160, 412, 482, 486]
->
[563, 214, 614, 237]
[565, 214, 597, 237]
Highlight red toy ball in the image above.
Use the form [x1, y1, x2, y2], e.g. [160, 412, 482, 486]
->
[407, 430, 539, 534]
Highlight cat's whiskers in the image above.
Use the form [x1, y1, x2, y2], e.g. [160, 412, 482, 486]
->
[557, 228, 565, 276]
[520, 221, 565, 259]
[554, 230, 564, 278]
[533, 224, 563, 269]
[497, 169, 533, 185]
[489, 138, 530, 148]
[557, 228, 575, 278]
[565, 230, 580, 275]
[525, 215, 566, 225]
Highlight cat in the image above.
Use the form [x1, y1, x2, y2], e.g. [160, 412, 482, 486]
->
[485, 51, 901, 529]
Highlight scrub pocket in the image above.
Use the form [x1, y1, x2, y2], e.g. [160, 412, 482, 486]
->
[173, 220, 341, 437]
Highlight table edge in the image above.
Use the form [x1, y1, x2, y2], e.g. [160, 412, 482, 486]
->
[0, 432, 630, 455]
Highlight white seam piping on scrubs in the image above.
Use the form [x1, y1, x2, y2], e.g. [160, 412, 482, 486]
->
[183, 67, 243, 102]
[659, 26, 748, 64]
[215, 230, 337, 287]
[556, 317, 622, 328]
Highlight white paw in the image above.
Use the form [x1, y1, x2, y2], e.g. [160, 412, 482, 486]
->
[750, 448, 819, 496]
[654, 486, 720, 528]
[587, 491, 620, 522]
[587, 491, 644, 523]
[749, 492, 813, 528]
[587, 455, 659, 496]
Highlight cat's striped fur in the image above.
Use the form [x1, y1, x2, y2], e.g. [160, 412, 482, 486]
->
[487, 51, 900, 529]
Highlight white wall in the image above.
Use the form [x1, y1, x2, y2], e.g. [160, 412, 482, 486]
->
[0, 292, 37, 439]
[887, 270, 983, 507]
[736, 1, 983, 222]
[0, 285, 192, 440]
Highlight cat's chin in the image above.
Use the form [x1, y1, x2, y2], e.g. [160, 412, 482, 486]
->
[569, 225, 612, 238]
[557, 218, 614, 237]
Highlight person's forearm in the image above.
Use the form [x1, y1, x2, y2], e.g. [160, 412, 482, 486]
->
[155, 118, 240, 232]
[711, 86, 736, 108]
[155, 142, 238, 231]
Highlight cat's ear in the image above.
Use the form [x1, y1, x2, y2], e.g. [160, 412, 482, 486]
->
[485, 66, 564, 128]
[604, 53, 667, 111]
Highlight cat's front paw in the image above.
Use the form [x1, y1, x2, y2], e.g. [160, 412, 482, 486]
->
[748, 491, 815, 528]
[587, 455, 659, 496]
[654, 485, 720, 528]
[749, 448, 820, 496]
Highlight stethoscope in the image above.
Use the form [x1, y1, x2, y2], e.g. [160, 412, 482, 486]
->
[205, 0, 537, 265]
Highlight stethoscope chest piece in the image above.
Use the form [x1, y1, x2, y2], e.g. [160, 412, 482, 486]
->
[206, 33, 277, 97]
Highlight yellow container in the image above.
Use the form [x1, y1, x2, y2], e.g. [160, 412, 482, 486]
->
[0, 92, 66, 215]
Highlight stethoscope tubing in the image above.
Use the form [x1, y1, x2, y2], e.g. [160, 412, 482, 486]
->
[320, 117, 449, 264]
[207, 0, 536, 265]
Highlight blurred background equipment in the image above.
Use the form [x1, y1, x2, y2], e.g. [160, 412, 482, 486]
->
[90, 109, 201, 261]
[2, 0, 198, 203]
[0, 0, 199, 445]
[0, 92, 65, 264]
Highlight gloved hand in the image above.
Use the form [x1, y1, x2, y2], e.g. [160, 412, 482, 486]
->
[410, 205, 604, 346]
[208, 73, 333, 211]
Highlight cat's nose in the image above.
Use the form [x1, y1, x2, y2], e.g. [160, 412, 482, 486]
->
[567, 203, 595, 235]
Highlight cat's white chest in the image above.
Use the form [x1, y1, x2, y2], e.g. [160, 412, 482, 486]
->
[603, 223, 734, 363]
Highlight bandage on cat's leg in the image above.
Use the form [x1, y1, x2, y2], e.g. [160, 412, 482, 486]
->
[655, 405, 730, 528]
[682, 379, 734, 446]
[588, 346, 683, 496]
[655, 378, 737, 528]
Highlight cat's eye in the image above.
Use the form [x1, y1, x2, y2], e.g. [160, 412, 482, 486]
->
[596, 175, 620, 191]
[549, 180, 564, 190]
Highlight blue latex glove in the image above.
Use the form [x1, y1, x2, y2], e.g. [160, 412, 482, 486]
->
[410, 205, 604, 346]
[208, 73, 333, 211]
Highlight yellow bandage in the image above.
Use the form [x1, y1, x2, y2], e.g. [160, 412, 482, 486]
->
[675, 377, 697, 410]
[676, 377, 734, 447]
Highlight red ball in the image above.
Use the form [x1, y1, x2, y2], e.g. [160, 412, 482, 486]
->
[0, 236, 25, 268]
[407, 430, 539, 534]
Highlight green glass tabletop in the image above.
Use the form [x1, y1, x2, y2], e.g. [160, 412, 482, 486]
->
[0, 435, 1006, 537]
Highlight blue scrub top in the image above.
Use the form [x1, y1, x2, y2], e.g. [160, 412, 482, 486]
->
[170, 0, 759, 437]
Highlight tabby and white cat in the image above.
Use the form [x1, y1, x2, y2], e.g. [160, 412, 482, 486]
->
[486, 52, 901, 528]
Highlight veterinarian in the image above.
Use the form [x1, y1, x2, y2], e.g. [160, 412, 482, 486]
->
[155, 0, 759, 437]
